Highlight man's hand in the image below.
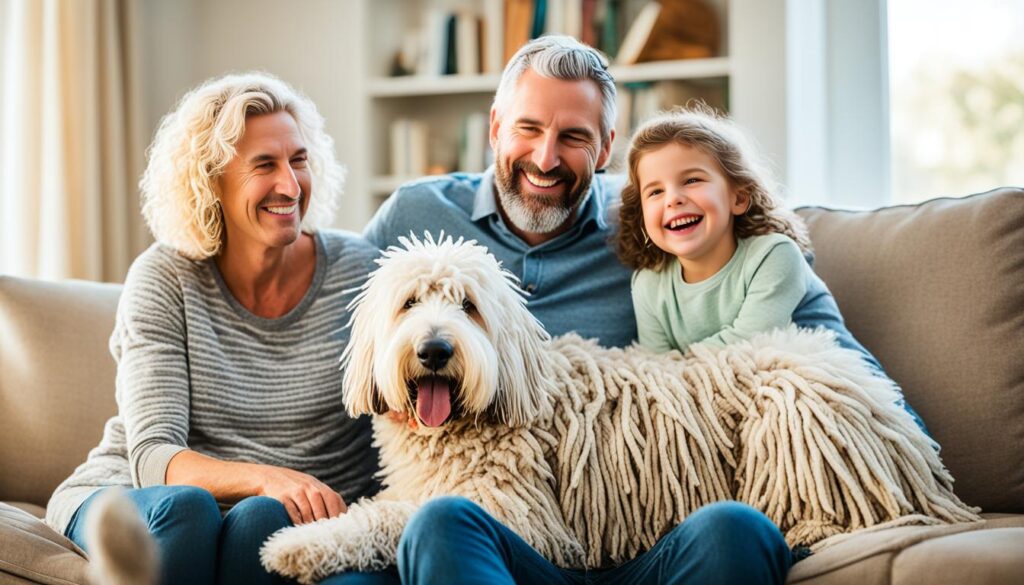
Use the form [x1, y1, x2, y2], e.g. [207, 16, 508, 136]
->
[253, 464, 347, 525]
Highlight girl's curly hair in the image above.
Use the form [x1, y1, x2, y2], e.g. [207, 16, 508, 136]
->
[140, 72, 344, 260]
[616, 104, 811, 271]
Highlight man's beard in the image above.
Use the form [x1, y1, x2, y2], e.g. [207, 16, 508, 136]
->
[493, 150, 593, 235]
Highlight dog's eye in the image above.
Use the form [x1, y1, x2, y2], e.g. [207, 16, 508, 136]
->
[462, 298, 476, 313]
[403, 298, 417, 310]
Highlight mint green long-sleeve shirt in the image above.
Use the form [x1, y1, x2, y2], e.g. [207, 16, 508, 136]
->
[631, 233, 808, 352]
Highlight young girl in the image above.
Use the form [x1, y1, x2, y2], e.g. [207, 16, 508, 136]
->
[617, 106, 928, 433]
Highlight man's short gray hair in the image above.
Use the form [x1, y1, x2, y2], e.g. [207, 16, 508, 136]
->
[493, 36, 617, 143]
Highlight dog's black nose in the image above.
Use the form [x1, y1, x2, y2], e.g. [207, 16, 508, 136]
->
[417, 339, 453, 371]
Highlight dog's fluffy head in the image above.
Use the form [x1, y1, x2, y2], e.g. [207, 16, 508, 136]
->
[343, 233, 553, 428]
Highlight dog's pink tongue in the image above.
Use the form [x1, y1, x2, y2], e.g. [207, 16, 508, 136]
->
[416, 377, 451, 427]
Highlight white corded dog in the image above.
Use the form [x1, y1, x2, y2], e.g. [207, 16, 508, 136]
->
[257, 234, 978, 584]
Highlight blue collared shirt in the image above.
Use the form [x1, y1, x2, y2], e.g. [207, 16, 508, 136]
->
[363, 167, 638, 348]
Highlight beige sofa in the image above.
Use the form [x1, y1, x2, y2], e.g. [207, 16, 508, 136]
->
[2, 188, 1022, 584]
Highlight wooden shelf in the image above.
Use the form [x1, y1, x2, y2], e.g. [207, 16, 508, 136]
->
[368, 57, 730, 97]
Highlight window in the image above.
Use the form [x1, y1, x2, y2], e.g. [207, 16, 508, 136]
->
[887, 0, 1024, 204]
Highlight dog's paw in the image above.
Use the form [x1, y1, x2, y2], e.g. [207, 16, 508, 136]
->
[260, 517, 351, 585]
[260, 501, 417, 584]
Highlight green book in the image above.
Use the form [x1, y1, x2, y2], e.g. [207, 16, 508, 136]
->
[532, 0, 548, 39]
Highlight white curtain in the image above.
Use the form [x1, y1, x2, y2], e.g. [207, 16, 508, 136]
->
[1, 0, 148, 282]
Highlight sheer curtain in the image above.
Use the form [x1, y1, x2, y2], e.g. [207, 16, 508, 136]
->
[1, 0, 148, 282]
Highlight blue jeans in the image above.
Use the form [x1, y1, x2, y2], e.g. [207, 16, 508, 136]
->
[323, 496, 792, 584]
[66, 486, 295, 585]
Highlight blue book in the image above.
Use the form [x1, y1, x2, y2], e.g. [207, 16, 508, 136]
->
[445, 13, 458, 74]
[532, 0, 548, 39]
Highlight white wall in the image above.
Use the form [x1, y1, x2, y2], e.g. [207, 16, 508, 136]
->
[730, 0, 890, 209]
[0, 0, 8, 180]
[137, 0, 368, 231]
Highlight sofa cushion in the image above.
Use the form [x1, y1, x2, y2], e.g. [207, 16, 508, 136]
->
[787, 514, 1024, 584]
[0, 503, 88, 585]
[2, 503, 46, 520]
[795, 188, 1024, 513]
[0, 277, 121, 507]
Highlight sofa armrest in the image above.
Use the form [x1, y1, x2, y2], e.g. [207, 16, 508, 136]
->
[0, 277, 121, 507]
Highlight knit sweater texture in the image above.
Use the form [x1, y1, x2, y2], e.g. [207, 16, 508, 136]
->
[46, 230, 381, 533]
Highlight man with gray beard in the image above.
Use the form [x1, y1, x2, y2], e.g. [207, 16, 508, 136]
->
[359, 35, 793, 585]
[365, 36, 633, 348]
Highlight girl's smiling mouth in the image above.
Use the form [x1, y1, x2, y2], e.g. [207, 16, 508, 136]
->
[665, 214, 704, 232]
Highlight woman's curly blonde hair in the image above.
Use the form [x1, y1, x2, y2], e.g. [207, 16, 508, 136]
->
[140, 72, 345, 260]
[616, 105, 811, 271]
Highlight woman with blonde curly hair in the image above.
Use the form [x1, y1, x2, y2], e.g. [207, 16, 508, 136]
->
[46, 72, 386, 584]
[618, 106, 927, 433]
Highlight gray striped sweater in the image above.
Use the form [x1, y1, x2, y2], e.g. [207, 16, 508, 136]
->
[46, 230, 381, 533]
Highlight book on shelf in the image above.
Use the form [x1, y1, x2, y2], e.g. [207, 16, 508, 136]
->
[445, 14, 458, 75]
[390, 119, 430, 177]
[456, 12, 482, 75]
[532, 0, 548, 39]
[419, 9, 449, 76]
[390, 0, 721, 79]
[562, 0, 582, 38]
[504, 0, 535, 63]
[623, 80, 727, 128]
[459, 112, 492, 173]
[601, 0, 621, 59]
[607, 79, 728, 170]
[545, 0, 565, 37]
[408, 7, 485, 76]
[580, 0, 598, 47]
[483, 0, 505, 73]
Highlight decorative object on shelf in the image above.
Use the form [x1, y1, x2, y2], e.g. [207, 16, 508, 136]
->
[617, 0, 720, 65]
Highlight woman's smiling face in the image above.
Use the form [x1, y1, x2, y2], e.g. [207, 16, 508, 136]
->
[218, 111, 311, 252]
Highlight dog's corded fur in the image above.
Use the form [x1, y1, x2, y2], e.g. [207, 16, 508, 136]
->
[257, 234, 979, 584]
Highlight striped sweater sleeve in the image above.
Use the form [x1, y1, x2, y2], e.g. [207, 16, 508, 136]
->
[110, 247, 191, 488]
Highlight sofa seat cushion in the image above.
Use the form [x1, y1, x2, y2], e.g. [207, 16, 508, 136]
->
[2, 503, 45, 520]
[796, 188, 1024, 513]
[788, 514, 1024, 584]
[0, 503, 88, 585]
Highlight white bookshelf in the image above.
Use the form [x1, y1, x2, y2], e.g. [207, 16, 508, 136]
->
[354, 0, 734, 225]
[368, 57, 731, 97]
[368, 74, 503, 97]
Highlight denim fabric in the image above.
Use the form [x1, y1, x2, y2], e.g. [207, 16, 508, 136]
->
[393, 496, 793, 585]
[318, 569, 400, 584]
[65, 486, 294, 585]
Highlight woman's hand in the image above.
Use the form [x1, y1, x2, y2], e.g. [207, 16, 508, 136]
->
[253, 464, 348, 524]
[165, 450, 346, 525]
